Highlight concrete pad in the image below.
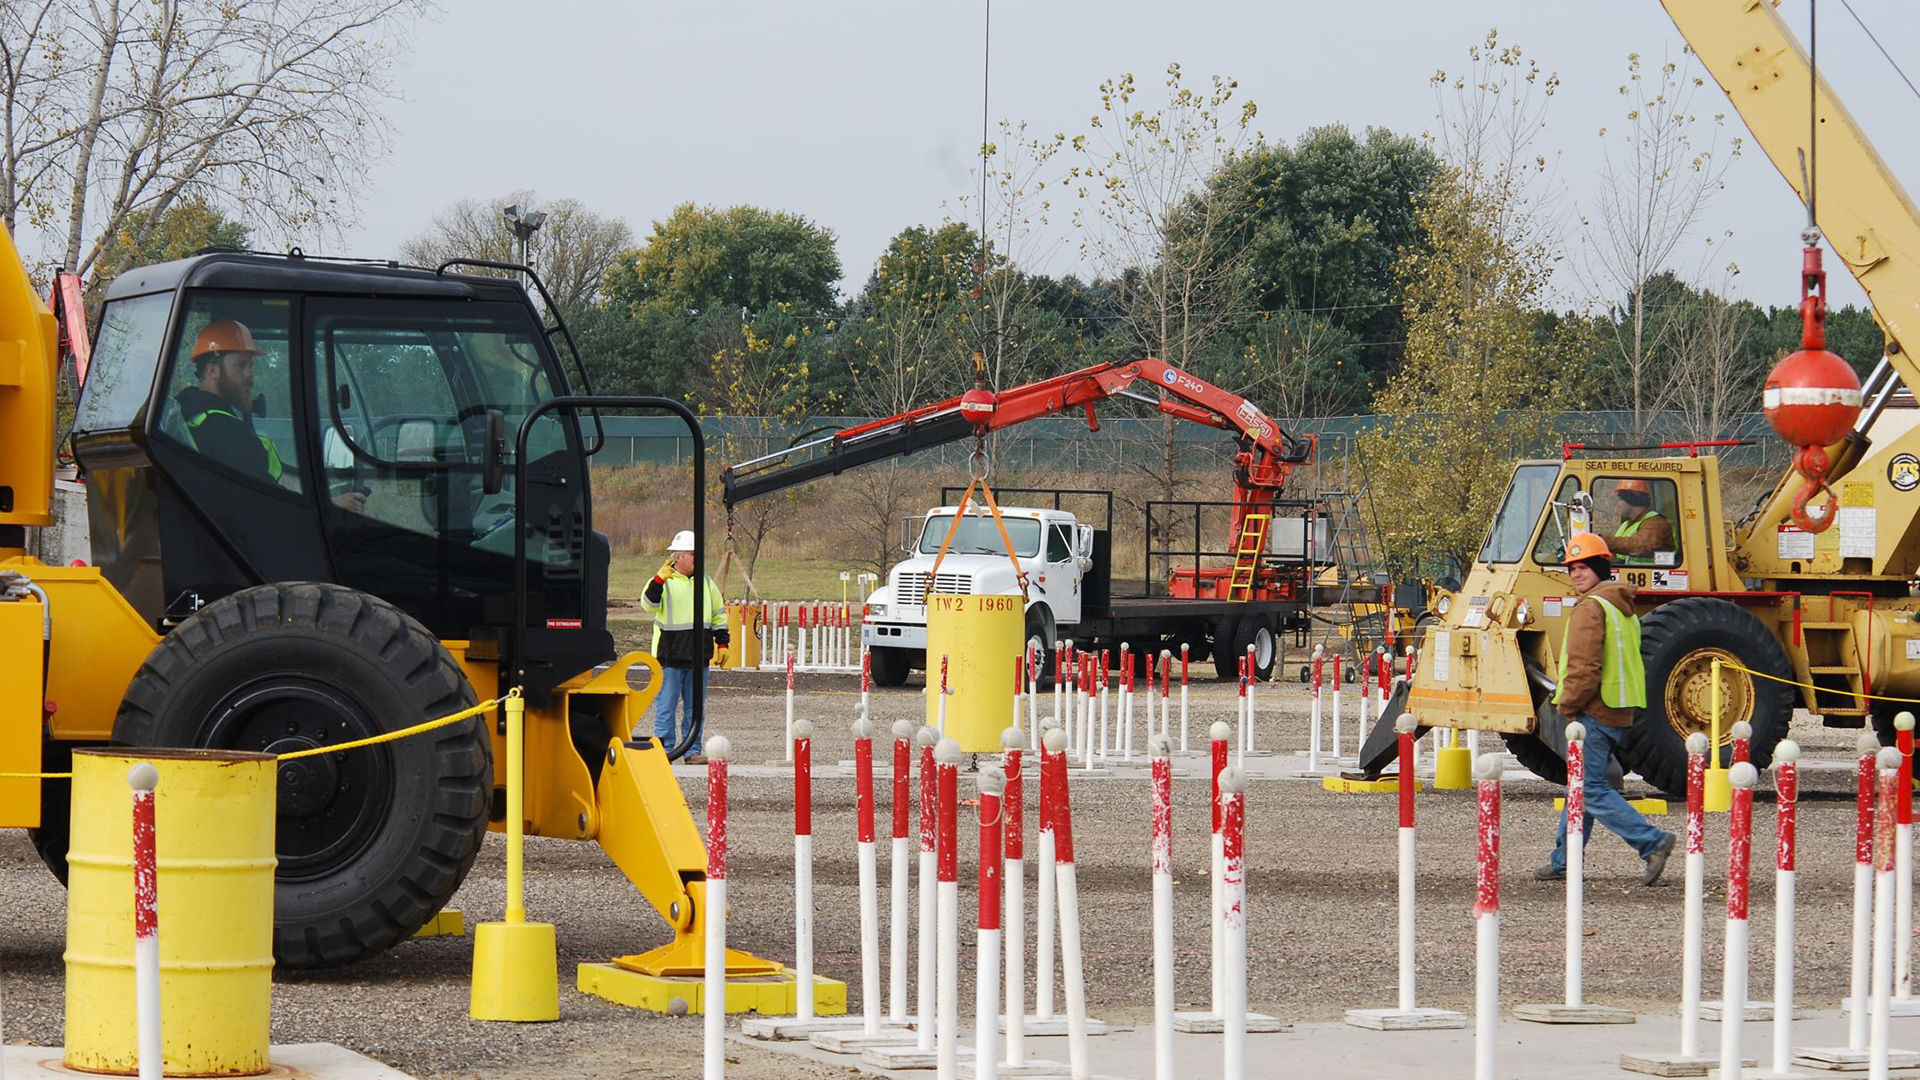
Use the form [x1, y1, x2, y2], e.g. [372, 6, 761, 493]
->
[862, 1043, 975, 1069]
[1512, 1002, 1637, 1024]
[1619, 1052, 1743, 1076]
[1706, 1068, 1821, 1079]
[809, 1028, 916, 1053]
[1169, 1010, 1289, 1033]
[999, 1015, 1110, 1036]
[741, 1015, 868, 1040]
[1838, 997, 1920, 1018]
[959, 1059, 1071, 1078]
[1702, 999, 1806, 1022]
[8, 1044, 416, 1079]
[1791, 1045, 1920, 1071]
[1344, 1006, 1468, 1031]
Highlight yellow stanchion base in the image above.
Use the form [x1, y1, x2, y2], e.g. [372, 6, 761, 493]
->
[1555, 796, 1669, 816]
[1322, 775, 1417, 794]
[470, 920, 559, 1022]
[576, 962, 846, 1015]
[1433, 746, 1472, 790]
[412, 908, 465, 938]
[1703, 766, 1732, 813]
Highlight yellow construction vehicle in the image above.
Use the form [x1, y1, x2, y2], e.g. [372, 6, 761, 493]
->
[1366, 0, 1920, 796]
[0, 237, 779, 1002]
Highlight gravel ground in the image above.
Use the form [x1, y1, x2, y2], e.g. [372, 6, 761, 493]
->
[0, 665, 1892, 1079]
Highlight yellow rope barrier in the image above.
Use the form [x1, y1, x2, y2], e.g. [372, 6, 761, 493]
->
[0, 688, 519, 780]
[1722, 660, 1920, 706]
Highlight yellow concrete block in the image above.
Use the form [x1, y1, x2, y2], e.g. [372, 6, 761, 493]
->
[470, 920, 559, 1022]
[1433, 746, 1473, 790]
[576, 963, 846, 1016]
[1555, 795, 1669, 816]
[1322, 776, 1418, 795]
[412, 909, 465, 938]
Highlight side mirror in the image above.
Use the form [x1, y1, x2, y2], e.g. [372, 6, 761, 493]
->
[482, 409, 507, 495]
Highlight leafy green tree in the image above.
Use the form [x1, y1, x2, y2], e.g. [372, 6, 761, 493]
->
[838, 222, 979, 415]
[606, 203, 841, 319]
[89, 198, 250, 303]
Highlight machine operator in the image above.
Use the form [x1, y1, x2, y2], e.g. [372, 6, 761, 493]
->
[1606, 478, 1671, 566]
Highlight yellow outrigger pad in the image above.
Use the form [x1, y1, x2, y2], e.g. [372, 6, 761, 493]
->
[577, 963, 846, 1016]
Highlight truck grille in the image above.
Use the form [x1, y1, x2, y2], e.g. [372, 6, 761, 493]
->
[894, 571, 974, 606]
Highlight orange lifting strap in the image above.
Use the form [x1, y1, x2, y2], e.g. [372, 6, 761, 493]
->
[925, 475, 1030, 600]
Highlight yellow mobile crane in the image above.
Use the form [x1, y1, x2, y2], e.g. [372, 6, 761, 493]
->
[1367, 0, 1920, 796]
[0, 237, 782, 1006]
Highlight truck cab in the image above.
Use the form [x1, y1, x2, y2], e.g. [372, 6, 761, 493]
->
[861, 504, 1093, 685]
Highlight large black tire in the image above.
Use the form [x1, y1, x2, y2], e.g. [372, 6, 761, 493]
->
[26, 739, 82, 884]
[1213, 616, 1241, 681]
[870, 645, 912, 688]
[1228, 614, 1278, 682]
[1619, 597, 1794, 797]
[1022, 607, 1057, 683]
[112, 583, 491, 968]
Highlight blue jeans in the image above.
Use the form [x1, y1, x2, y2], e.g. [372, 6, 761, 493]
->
[649, 665, 708, 755]
[1549, 716, 1670, 872]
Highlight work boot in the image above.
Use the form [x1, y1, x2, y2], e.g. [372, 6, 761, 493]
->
[1642, 831, 1677, 886]
[1533, 864, 1564, 881]
[684, 752, 708, 765]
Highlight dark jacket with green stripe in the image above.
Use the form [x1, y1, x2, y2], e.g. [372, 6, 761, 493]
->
[176, 387, 280, 481]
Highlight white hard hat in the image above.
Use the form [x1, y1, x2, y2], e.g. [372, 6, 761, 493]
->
[668, 530, 696, 552]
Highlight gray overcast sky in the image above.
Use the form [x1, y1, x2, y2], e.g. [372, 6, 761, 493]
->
[340, 0, 1920, 312]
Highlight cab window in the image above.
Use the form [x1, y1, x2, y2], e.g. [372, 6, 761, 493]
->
[153, 292, 301, 490]
[1046, 524, 1072, 562]
[1592, 476, 1682, 567]
[1531, 476, 1583, 565]
[1478, 463, 1559, 564]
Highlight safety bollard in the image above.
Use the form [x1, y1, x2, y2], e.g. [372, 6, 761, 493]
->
[1704, 658, 1732, 813]
[794, 719, 816, 1022]
[1346, 715, 1465, 1031]
[935, 739, 962, 1080]
[785, 649, 796, 763]
[1121, 643, 1135, 762]
[1221, 765, 1250, 1080]
[1622, 734, 1716, 1075]
[1044, 725, 1093, 1079]
[1150, 734, 1175, 1080]
[1771, 740, 1802, 1077]
[1002, 727, 1027, 1066]
[130, 763, 161, 1080]
[1376, 646, 1389, 720]
[862, 647, 873, 723]
[1036, 717, 1058, 1024]
[1027, 646, 1039, 748]
[1896, 712, 1914, 1005]
[1054, 642, 1066, 735]
[1012, 656, 1025, 734]
[1331, 653, 1345, 762]
[1097, 650, 1110, 761]
[471, 693, 559, 1022]
[890, 721, 914, 1026]
[976, 765, 1006, 1080]
[917, 725, 940, 1052]
[1474, 753, 1502, 1080]
[1212, 720, 1229, 1018]
[798, 603, 809, 669]
[1721, 761, 1760, 1080]
[1873, 748, 1902, 1080]
[851, 718, 883, 1036]
[1309, 646, 1325, 772]
[1852, 730, 1880, 1045]
[703, 737, 732, 1080]
[1179, 644, 1191, 753]
[1159, 651, 1172, 746]
[1235, 660, 1248, 769]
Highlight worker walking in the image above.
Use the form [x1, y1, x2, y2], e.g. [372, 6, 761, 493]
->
[1535, 532, 1676, 885]
[640, 530, 728, 764]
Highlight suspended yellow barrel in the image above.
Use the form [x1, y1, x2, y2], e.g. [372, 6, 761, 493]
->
[723, 603, 764, 669]
[926, 594, 1025, 752]
[65, 747, 277, 1077]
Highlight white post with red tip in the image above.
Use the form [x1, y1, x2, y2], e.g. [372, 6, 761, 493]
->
[1120, 644, 1135, 761]
[1474, 753, 1502, 1080]
[1002, 727, 1027, 1066]
[861, 647, 872, 723]
[1771, 740, 1802, 1077]
[1895, 712, 1914, 1005]
[888, 721, 914, 1027]
[1622, 734, 1716, 1075]
[1044, 725, 1092, 1078]
[1159, 651, 1172, 746]
[1221, 764, 1250, 1080]
[1720, 761, 1760, 1080]
[1150, 733, 1175, 1080]
[1330, 653, 1344, 763]
[1241, 646, 1254, 758]
[130, 762, 161, 1080]
[854, 717, 883, 1037]
[1873, 748, 1903, 1080]
[1097, 651, 1110, 761]
[935, 738, 962, 1080]
[1179, 644, 1190, 752]
[976, 765, 1005, 1080]
[1212, 721, 1229, 1018]
[703, 737, 732, 1080]
[937, 654, 951, 736]
[1026, 647, 1039, 748]
[794, 719, 816, 1022]
[916, 725, 940, 1053]
[1035, 717, 1058, 1026]
[785, 649, 796, 763]
[1308, 646, 1325, 772]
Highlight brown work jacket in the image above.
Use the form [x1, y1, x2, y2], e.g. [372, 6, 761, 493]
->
[1558, 580, 1640, 728]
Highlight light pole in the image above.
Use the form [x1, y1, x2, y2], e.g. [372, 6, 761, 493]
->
[501, 203, 547, 294]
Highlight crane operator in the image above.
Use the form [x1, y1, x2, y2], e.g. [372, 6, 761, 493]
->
[1606, 479, 1671, 567]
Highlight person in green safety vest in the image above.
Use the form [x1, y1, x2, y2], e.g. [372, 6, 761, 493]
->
[174, 319, 284, 483]
[1608, 478, 1672, 566]
[639, 529, 729, 764]
[1534, 531, 1676, 886]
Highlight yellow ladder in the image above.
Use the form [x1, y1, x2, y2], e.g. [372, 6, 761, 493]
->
[1228, 513, 1271, 601]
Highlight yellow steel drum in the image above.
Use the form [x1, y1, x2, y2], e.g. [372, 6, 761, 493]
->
[925, 594, 1025, 752]
[65, 747, 277, 1076]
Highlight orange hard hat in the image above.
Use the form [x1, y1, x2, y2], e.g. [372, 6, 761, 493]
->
[191, 320, 265, 363]
[1564, 532, 1612, 564]
[1615, 478, 1652, 496]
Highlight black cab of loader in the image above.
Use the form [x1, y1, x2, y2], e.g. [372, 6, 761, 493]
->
[69, 252, 611, 701]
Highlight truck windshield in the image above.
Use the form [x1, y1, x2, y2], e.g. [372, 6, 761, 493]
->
[1477, 464, 1560, 564]
[918, 514, 1043, 558]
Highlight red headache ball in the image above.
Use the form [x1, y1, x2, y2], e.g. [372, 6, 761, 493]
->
[1763, 346, 1861, 449]
[960, 386, 996, 421]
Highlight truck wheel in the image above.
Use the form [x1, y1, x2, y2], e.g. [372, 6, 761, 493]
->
[1619, 597, 1794, 797]
[113, 583, 492, 968]
[1022, 608, 1057, 683]
[26, 740, 82, 884]
[1228, 615, 1278, 681]
[870, 645, 912, 687]
[1212, 616, 1241, 680]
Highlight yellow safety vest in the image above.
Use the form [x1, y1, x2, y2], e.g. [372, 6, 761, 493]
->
[185, 406, 284, 481]
[1555, 595, 1647, 710]
[645, 573, 726, 655]
[1613, 512, 1664, 567]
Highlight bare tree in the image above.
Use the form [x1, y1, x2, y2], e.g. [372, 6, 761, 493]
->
[1425, 29, 1563, 251]
[1578, 49, 1740, 435]
[1664, 266, 1758, 444]
[1069, 65, 1263, 503]
[950, 120, 1069, 389]
[3, 0, 427, 280]
[398, 191, 633, 310]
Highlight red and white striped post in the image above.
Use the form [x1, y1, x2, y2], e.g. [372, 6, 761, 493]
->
[976, 765, 1006, 1080]
[937, 654, 951, 736]
[1771, 740, 1802, 1076]
[1001, 727, 1027, 1066]
[1873, 747, 1902, 1079]
[916, 725, 940, 1052]
[793, 718, 816, 1022]
[1721, 760, 1760, 1080]
[1097, 650, 1110, 761]
[1376, 646, 1390, 719]
[1851, 730, 1881, 1048]
[1082, 655, 1098, 771]
[1684, 732, 1710, 1058]
[1235, 660, 1248, 769]
[1026, 645, 1039, 748]
[1035, 717, 1058, 1024]
[1120, 644, 1135, 761]
[1042, 725, 1091, 1079]
[130, 761, 161, 1080]
[1149, 733, 1174, 1080]
[1012, 656, 1025, 733]
[1564, 723, 1587, 1008]
[1330, 653, 1345, 762]
[1210, 720, 1230, 1017]
[1179, 644, 1190, 752]
[1159, 651, 1172, 746]
[1241, 646, 1254, 760]
[1894, 712, 1914, 1003]
[704, 737, 732, 1080]
[935, 738, 962, 1080]
[853, 717, 883, 1036]
[1054, 642, 1067, 736]
[798, 602, 810, 669]
[889, 720, 914, 1027]
[1308, 646, 1325, 772]
[862, 646, 872, 723]
[1220, 764, 1249, 1080]
[785, 648, 796, 763]
[1474, 753, 1502, 1080]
